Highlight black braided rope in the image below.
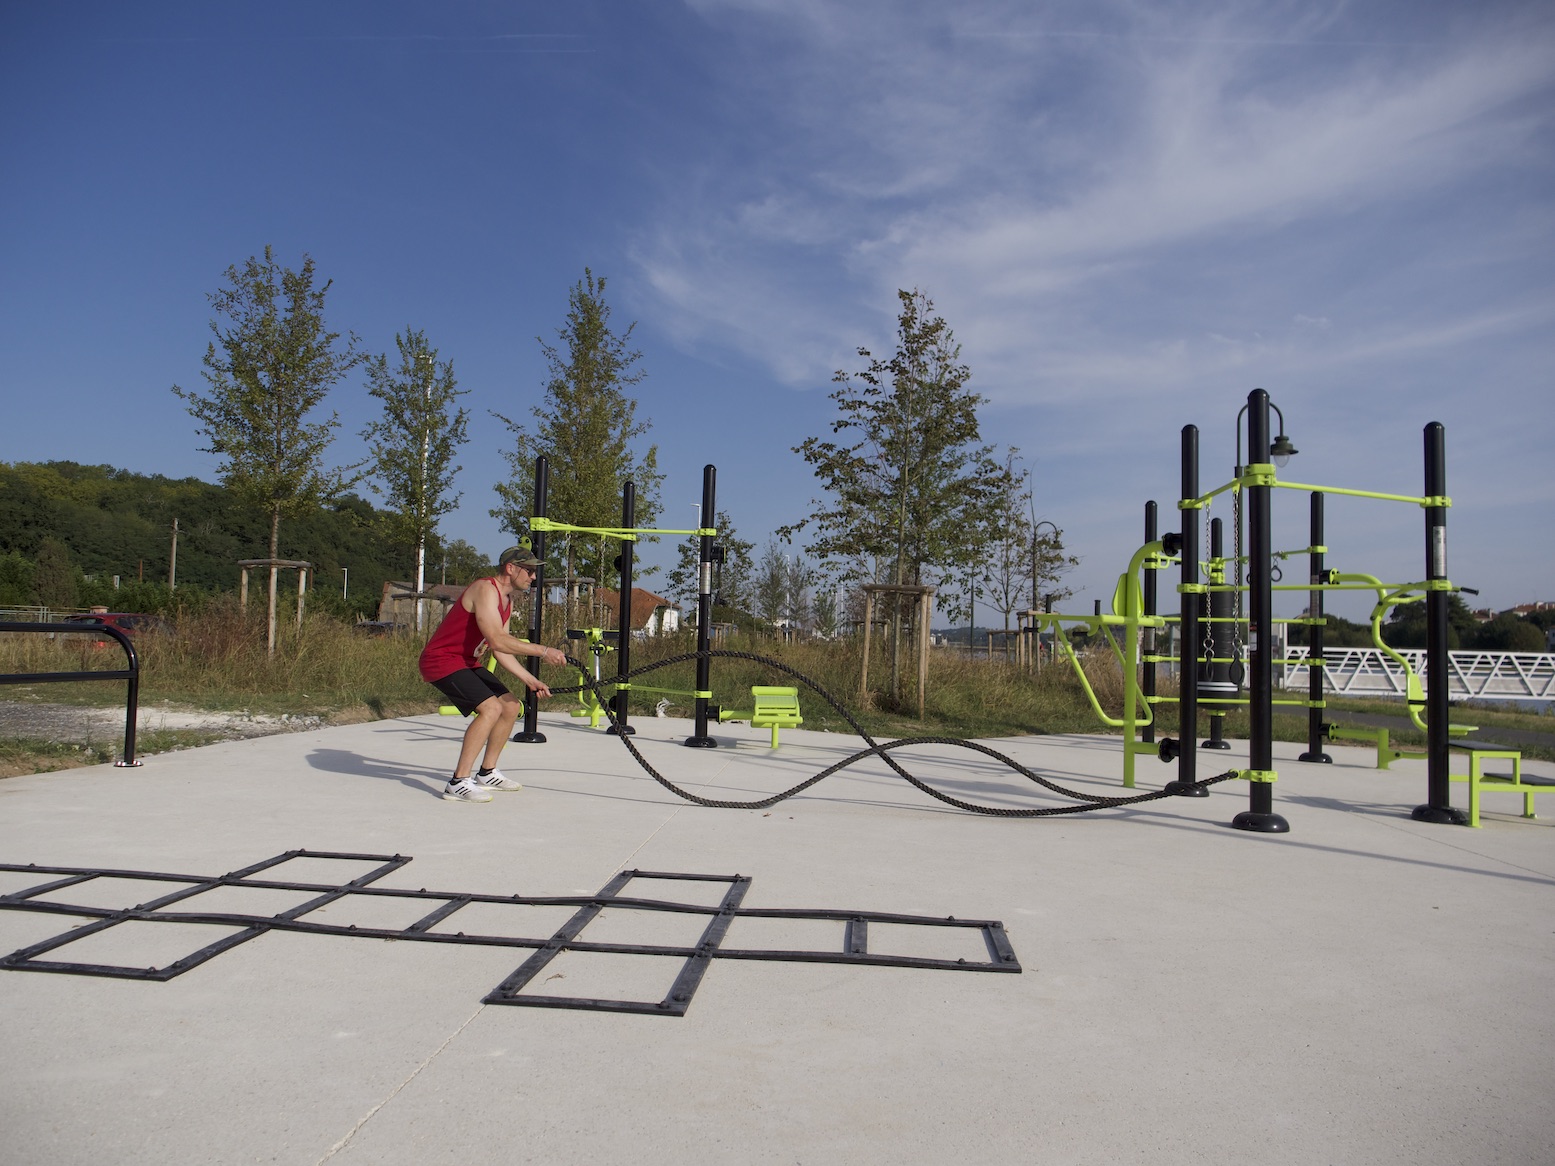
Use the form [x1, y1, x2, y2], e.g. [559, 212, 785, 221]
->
[539, 648, 1236, 817]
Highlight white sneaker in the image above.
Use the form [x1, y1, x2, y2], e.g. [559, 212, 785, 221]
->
[443, 777, 494, 803]
[475, 768, 523, 792]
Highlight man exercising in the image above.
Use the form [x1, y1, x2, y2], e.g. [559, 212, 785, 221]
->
[419, 544, 566, 803]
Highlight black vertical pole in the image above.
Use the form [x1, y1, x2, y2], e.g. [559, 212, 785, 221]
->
[1233, 389, 1289, 832]
[1299, 492, 1332, 763]
[112, 629, 143, 767]
[1413, 424, 1466, 823]
[1202, 517, 1232, 750]
[609, 481, 637, 736]
[686, 464, 718, 747]
[1141, 501, 1157, 745]
[1165, 426, 1204, 795]
[513, 456, 548, 744]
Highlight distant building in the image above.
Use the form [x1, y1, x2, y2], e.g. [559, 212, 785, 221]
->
[592, 587, 681, 637]
[377, 581, 465, 627]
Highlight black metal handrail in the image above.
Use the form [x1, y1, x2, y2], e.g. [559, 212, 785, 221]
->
[0, 620, 143, 767]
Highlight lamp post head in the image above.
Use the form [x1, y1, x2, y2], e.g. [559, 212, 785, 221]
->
[1271, 433, 1298, 468]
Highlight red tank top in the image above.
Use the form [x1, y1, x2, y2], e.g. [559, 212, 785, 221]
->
[418, 578, 513, 682]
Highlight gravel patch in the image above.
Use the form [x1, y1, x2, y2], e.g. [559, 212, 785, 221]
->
[0, 700, 326, 744]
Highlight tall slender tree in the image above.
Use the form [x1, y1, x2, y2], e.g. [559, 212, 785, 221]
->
[172, 246, 362, 651]
[361, 329, 469, 631]
[492, 270, 662, 591]
[785, 288, 1011, 702]
[754, 540, 789, 630]
[667, 509, 755, 617]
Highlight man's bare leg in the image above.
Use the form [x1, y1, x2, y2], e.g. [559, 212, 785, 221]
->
[481, 694, 523, 770]
[455, 696, 509, 778]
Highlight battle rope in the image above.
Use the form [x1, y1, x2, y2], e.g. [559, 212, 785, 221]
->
[540, 648, 1236, 817]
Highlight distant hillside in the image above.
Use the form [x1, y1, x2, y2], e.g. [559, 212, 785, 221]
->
[0, 460, 423, 604]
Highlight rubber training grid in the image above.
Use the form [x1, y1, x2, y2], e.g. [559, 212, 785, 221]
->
[0, 849, 1020, 1016]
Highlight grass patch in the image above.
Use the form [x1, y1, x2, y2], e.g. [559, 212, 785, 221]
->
[4, 610, 1550, 766]
[0, 728, 237, 778]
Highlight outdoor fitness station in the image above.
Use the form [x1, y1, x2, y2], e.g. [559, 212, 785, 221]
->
[443, 390, 1536, 832]
[501, 456, 1243, 820]
[1025, 387, 1536, 832]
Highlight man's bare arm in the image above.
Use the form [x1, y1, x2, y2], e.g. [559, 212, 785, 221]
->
[471, 583, 566, 666]
[493, 650, 552, 698]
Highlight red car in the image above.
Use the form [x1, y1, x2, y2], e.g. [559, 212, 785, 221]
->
[61, 612, 172, 646]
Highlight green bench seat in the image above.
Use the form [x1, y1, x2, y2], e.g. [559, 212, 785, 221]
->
[1448, 744, 1551, 827]
[719, 686, 803, 748]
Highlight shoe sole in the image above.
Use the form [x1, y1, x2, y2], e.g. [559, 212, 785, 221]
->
[442, 791, 494, 803]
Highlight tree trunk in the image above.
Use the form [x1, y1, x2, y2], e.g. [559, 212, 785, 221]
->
[266, 506, 280, 655]
[415, 534, 426, 634]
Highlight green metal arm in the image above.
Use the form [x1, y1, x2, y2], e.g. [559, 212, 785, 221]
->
[529, 516, 718, 541]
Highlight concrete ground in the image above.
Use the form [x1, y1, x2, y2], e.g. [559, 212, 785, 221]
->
[1, 711, 1551, 1165]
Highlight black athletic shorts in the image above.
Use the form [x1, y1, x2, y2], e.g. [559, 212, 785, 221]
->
[430, 667, 512, 716]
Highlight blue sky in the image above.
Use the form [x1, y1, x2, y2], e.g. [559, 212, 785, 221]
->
[1, 0, 1550, 623]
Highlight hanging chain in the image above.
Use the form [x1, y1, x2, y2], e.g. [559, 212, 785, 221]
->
[1200, 505, 1215, 678]
[1232, 483, 1246, 676]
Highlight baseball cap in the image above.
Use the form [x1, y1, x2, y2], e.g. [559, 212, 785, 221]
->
[498, 544, 544, 571]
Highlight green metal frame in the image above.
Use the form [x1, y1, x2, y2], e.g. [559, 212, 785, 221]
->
[1034, 458, 1475, 790]
[529, 517, 718, 543]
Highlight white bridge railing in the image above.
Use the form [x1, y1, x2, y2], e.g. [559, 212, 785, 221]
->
[1282, 648, 1555, 703]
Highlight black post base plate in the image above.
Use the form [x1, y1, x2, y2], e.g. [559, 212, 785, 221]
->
[1232, 810, 1291, 833]
[1164, 780, 1211, 798]
[511, 731, 547, 744]
[683, 735, 717, 748]
[607, 724, 637, 737]
[1297, 751, 1333, 764]
[1411, 804, 1470, 826]
[1200, 740, 1231, 750]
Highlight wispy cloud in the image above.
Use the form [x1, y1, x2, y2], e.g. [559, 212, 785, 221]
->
[634, 1, 1555, 406]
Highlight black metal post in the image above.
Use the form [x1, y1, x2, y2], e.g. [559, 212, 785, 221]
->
[1141, 501, 1157, 745]
[1164, 426, 1204, 795]
[686, 465, 718, 747]
[513, 456, 548, 743]
[1233, 389, 1289, 832]
[0, 622, 142, 766]
[609, 481, 637, 737]
[1412, 423, 1466, 823]
[1202, 517, 1232, 750]
[1298, 491, 1332, 763]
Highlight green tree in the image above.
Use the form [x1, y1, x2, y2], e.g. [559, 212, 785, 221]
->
[492, 270, 662, 592]
[33, 536, 78, 610]
[361, 329, 469, 631]
[981, 455, 1034, 635]
[785, 289, 1011, 703]
[667, 510, 756, 618]
[754, 540, 788, 629]
[437, 538, 489, 586]
[1471, 612, 1545, 652]
[172, 246, 363, 651]
[811, 575, 841, 638]
[0, 550, 36, 607]
[1382, 593, 1476, 649]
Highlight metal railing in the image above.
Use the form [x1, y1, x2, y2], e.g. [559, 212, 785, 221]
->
[1282, 647, 1555, 703]
[0, 620, 144, 766]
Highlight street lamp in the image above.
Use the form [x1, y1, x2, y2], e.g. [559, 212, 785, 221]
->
[1235, 392, 1298, 473]
[1031, 520, 1059, 613]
